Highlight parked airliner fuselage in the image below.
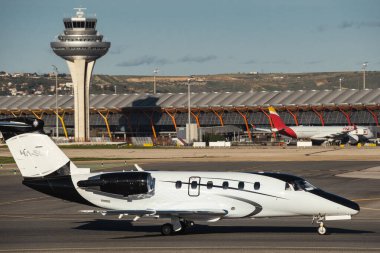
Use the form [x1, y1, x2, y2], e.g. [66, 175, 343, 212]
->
[268, 106, 374, 144]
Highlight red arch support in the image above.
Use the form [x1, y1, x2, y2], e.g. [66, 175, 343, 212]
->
[164, 109, 177, 130]
[366, 107, 379, 126]
[312, 107, 325, 126]
[286, 108, 299, 126]
[260, 107, 276, 138]
[338, 107, 352, 126]
[235, 108, 252, 141]
[211, 108, 224, 126]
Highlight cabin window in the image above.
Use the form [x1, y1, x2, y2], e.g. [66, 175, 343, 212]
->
[238, 181, 244, 190]
[175, 181, 182, 189]
[207, 181, 213, 189]
[285, 182, 292, 191]
[191, 180, 198, 189]
[222, 181, 229, 189]
[254, 182, 260, 190]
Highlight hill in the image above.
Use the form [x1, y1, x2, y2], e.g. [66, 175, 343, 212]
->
[92, 71, 380, 93]
[1, 71, 379, 96]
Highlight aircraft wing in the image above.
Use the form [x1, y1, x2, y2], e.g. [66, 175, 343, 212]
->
[252, 127, 273, 133]
[81, 209, 228, 221]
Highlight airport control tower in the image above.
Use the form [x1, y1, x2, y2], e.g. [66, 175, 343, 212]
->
[51, 8, 110, 141]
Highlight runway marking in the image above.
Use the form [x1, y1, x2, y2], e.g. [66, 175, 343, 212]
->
[304, 149, 338, 156]
[352, 197, 380, 202]
[0, 246, 379, 252]
[361, 207, 380, 211]
[0, 214, 85, 221]
[0, 197, 47, 206]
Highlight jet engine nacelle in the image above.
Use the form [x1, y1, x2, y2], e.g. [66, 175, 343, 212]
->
[347, 133, 359, 144]
[77, 172, 155, 198]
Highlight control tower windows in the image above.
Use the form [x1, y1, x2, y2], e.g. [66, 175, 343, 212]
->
[64, 22, 73, 29]
[86, 21, 96, 28]
[72, 21, 85, 28]
[69, 21, 96, 29]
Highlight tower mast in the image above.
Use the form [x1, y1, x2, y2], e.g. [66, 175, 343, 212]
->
[51, 8, 111, 141]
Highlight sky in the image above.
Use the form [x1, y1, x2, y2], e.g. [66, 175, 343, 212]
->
[0, 0, 379, 76]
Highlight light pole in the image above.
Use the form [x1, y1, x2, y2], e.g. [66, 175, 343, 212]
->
[362, 62, 368, 89]
[187, 77, 193, 144]
[51, 65, 59, 138]
[153, 68, 159, 94]
[339, 77, 343, 90]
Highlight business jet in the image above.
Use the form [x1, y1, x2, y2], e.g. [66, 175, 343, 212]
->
[0, 118, 359, 235]
[268, 106, 374, 144]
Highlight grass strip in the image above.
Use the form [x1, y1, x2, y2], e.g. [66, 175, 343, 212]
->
[0, 156, 15, 164]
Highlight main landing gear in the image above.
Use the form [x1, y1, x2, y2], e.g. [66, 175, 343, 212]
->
[161, 220, 195, 236]
[313, 214, 327, 235]
[161, 223, 174, 236]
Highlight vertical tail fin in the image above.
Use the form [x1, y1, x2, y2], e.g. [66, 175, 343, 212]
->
[268, 106, 287, 131]
[7, 133, 77, 178]
[0, 118, 79, 178]
[1, 118, 92, 205]
[268, 107, 298, 139]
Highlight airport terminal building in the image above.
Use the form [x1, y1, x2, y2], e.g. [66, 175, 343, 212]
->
[0, 89, 380, 141]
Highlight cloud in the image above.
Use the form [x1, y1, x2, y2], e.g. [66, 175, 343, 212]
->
[117, 56, 170, 67]
[339, 21, 380, 29]
[339, 21, 355, 29]
[109, 45, 128, 55]
[316, 24, 328, 32]
[178, 55, 217, 63]
[244, 60, 256, 64]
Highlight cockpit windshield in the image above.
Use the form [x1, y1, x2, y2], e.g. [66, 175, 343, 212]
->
[285, 180, 317, 191]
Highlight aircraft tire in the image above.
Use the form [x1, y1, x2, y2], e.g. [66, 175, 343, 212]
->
[318, 225, 327, 235]
[161, 223, 173, 236]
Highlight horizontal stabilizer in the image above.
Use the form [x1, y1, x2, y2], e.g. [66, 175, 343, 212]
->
[0, 118, 44, 140]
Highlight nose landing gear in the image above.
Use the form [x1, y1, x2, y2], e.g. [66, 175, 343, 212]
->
[313, 214, 327, 235]
[317, 222, 327, 235]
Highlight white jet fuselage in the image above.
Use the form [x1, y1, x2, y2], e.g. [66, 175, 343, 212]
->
[72, 171, 359, 219]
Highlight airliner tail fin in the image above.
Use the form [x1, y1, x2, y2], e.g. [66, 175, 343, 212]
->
[268, 106, 287, 130]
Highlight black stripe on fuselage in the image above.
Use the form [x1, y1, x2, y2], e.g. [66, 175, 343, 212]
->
[218, 195, 263, 217]
[22, 174, 94, 207]
[249, 172, 304, 182]
[309, 189, 360, 211]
